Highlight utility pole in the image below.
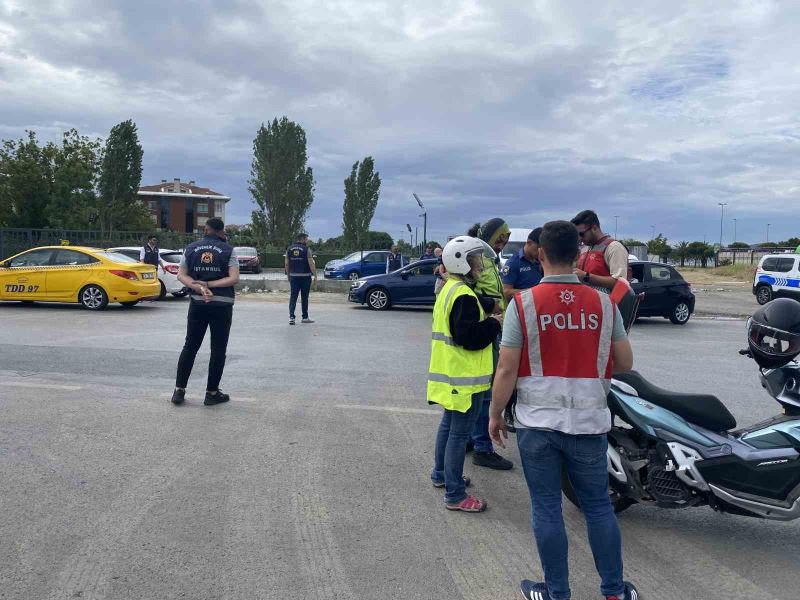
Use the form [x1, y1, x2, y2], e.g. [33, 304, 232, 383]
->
[415, 227, 418, 248]
[614, 215, 619, 239]
[413, 193, 427, 249]
[766, 223, 771, 243]
[733, 218, 737, 243]
[717, 202, 727, 248]
[650, 225, 655, 240]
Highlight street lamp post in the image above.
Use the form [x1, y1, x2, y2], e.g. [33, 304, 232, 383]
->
[614, 215, 619, 239]
[766, 223, 771, 243]
[650, 225, 655, 239]
[733, 218, 737, 244]
[717, 203, 727, 248]
[413, 193, 427, 249]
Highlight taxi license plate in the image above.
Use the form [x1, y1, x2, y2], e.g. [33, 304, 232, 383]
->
[142, 272, 154, 280]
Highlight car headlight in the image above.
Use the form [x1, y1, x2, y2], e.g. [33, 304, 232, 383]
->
[351, 280, 366, 289]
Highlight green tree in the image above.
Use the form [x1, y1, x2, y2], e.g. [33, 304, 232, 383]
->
[46, 130, 103, 229]
[687, 241, 715, 267]
[342, 156, 381, 250]
[97, 120, 147, 234]
[647, 234, 671, 262]
[365, 230, 392, 250]
[0, 130, 58, 228]
[729, 242, 750, 249]
[620, 238, 646, 248]
[672, 241, 690, 267]
[249, 117, 315, 247]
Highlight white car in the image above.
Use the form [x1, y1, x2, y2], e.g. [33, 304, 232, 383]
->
[108, 247, 188, 300]
[753, 253, 800, 305]
[499, 228, 531, 267]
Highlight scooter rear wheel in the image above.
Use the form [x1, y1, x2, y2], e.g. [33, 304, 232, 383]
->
[561, 467, 634, 514]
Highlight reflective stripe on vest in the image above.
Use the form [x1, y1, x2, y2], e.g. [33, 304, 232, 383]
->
[514, 284, 615, 434]
[427, 278, 494, 412]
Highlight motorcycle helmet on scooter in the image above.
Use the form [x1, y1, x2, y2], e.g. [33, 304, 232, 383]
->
[747, 298, 800, 369]
[442, 236, 496, 276]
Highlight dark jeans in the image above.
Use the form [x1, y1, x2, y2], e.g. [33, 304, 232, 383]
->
[517, 428, 623, 600]
[175, 302, 233, 391]
[431, 393, 482, 505]
[471, 337, 500, 452]
[289, 276, 312, 319]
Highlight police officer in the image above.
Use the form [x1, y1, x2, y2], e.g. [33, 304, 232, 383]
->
[171, 218, 240, 406]
[488, 220, 639, 600]
[386, 245, 405, 273]
[571, 210, 628, 290]
[501, 227, 543, 301]
[285, 232, 317, 325]
[140, 235, 160, 272]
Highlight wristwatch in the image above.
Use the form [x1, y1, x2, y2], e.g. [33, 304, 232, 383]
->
[583, 272, 591, 283]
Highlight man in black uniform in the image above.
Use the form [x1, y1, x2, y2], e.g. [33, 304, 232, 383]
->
[285, 232, 316, 325]
[171, 218, 240, 406]
[140, 235, 160, 271]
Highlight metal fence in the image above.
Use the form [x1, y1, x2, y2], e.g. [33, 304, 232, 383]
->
[0, 228, 200, 259]
[716, 247, 796, 266]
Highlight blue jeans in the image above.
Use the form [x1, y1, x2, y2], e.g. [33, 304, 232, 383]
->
[517, 429, 623, 600]
[431, 393, 482, 505]
[289, 276, 312, 319]
[471, 337, 499, 453]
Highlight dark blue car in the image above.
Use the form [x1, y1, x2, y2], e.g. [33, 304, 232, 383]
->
[325, 250, 410, 280]
[348, 259, 438, 310]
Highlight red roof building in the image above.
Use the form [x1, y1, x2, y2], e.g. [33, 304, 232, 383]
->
[137, 178, 231, 233]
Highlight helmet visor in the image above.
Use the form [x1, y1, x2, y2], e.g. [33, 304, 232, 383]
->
[748, 319, 800, 359]
[465, 239, 497, 262]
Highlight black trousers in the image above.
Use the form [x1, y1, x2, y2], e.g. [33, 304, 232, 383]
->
[175, 302, 233, 391]
[289, 276, 312, 319]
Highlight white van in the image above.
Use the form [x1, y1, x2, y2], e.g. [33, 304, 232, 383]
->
[499, 228, 532, 267]
[753, 253, 800, 305]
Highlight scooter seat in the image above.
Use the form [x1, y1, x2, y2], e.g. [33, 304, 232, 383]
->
[614, 370, 737, 432]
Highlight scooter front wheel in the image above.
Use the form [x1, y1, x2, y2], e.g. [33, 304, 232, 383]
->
[561, 467, 634, 514]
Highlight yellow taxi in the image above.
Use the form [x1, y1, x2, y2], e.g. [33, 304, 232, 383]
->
[0, 246, 160, 310]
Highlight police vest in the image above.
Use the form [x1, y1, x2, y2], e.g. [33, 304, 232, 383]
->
[387, 253, 403, 271]
[142, 245, 160, 268]
[184, 235, 234, 305]
[578, 235, 615, 277]
[427, 279, 494, 412]
[513, 283, 615, 434]
[287, 243, 311, 276]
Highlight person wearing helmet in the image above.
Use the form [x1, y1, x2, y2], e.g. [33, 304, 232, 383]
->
[466, 218, 514, 471]
[428, 236, 503, 512]
[748, 298, 800, 369]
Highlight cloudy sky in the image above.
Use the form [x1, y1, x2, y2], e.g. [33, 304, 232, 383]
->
[1, 0, 798, 245]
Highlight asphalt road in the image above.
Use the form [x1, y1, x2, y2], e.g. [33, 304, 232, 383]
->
[1, 298, 798, 600]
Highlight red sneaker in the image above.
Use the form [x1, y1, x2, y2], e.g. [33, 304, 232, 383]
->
[445, 495, 487, 512]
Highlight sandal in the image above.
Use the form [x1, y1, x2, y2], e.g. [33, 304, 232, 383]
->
[432, 476, 471, 489]
[446, 495, 487, 512]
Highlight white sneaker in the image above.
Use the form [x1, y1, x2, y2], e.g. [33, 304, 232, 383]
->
[301, 318, 314, 324]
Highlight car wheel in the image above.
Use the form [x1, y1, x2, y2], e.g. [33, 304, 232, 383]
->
[669, 301, 691, 325]
[254, 266, 262, 274]
[348, 271, 361, 281]
[79, 285, 109, 310]
[171, 288, 189, 298]
[367, 287, 391, 310]
[120, 301, 139, 308]
[158, 281, 167, 300]
[756, 285, 773, 305]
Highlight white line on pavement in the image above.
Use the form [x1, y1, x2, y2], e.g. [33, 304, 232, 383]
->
[335, 404, 439, 416]
[158, 393, 259, 403]
[0, 381, 83, 390]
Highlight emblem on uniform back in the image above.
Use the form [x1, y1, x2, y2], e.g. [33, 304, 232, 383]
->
[559, 289, 575, 305]
[201, 252, 213, 264]
[293, 250, 300, 257]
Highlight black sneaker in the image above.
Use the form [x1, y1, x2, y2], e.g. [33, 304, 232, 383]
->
[204, 390, 230, 406]
[473, 451, 513, 470]
[171, 388, 185, 405]
[520, 580, 553, 600]
[606, 582, 640, 600]
[466, 440, 475, 453]
[289, 318, 296, 325]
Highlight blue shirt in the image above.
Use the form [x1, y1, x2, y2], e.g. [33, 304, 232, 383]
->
[501, 249, 543, 290]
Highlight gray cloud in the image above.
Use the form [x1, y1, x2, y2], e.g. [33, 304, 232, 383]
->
[1, 0, 798, 246]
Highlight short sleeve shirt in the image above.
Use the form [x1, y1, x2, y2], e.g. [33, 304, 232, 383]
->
[501, 250, 543, 290]
[501, 275, 627, 348]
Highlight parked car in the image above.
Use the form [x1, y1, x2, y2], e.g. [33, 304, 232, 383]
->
[349, 259, 438, 310]
[0, 246, 160, 310]
[325, 251, 408, 280]
[753, 253, 800, 305]
[233, 246, 261, 274]
[628, 261, 695, 324]
[108, 247, 187, 299]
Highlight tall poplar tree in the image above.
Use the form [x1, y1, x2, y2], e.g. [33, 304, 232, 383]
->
[97, 119, 146, 234]
[341, 156, 381, 250]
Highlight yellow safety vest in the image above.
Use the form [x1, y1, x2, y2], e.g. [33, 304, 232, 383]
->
[427, 278, 494, 412]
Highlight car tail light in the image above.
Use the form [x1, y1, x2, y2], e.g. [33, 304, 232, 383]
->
[163, 264, 179, 275]
[110, 269, 139, 281]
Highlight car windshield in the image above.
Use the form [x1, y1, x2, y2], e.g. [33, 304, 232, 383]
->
[341, 252, 363, 262]
[501, 241, 524, 258]
[96, 251, 138, 263]
[161, 252, 183, 264]
[233, 247, 257, 256]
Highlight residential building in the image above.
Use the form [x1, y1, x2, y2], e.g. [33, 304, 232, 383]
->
[137, 178, 231, 233]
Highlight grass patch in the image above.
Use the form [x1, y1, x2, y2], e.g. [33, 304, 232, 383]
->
[678, 264, 756, 284]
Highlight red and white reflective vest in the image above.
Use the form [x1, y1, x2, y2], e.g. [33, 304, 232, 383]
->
[513, 282, 616, 434]
[578, 235, 615, 277]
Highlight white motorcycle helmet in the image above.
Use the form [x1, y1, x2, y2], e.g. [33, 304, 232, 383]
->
[442, 236, 497, 276]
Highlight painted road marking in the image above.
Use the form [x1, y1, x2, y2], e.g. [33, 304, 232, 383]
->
[0, 381, 83, 390]
[158, 393, 259, 403]
[336, 404, 439, 416]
